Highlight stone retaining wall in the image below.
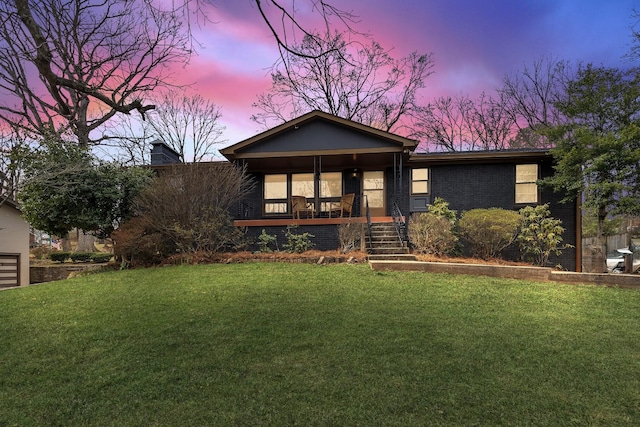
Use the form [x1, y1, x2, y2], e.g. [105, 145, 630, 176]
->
[369, 260, 640, 289]
[30, 264, 104, 284]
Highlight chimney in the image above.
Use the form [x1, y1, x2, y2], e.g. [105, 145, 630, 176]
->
[150, 140, 181, 165]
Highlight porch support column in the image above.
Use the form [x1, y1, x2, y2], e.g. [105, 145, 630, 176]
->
[314, 156, 321, 215]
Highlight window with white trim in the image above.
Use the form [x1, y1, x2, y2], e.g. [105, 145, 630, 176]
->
[411, 168, 429, 194]
[515, 164, 538, 204]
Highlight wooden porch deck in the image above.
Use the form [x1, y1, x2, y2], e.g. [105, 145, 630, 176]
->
[234, 216, 397, 227]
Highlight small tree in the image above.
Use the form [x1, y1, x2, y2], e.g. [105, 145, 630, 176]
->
[458, 208, 521, 259]
[517, 204, 570, 267]
[18, 138, 152, 238]
[257, 229, 278, 253]
[428, 197, 457, 224]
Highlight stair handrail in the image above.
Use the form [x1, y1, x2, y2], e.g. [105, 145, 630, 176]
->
[391, 200, 406, 246]
[363, 194, 372, 250]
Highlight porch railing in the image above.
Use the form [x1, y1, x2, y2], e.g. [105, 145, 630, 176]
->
[236, 200, 255, 219]
[391, 200, 407, 247]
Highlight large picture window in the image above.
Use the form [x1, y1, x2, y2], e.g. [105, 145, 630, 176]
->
[291, 173, 315, 198]
[320, 172, 342, 198]
[411, 168, 429, 194]
[264, 171, 343, 215]
[515, 164, 538, 204]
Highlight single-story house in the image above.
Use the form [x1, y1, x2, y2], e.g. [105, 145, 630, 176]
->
[152, 110, 580, 270]
[0, 198, 30, 287]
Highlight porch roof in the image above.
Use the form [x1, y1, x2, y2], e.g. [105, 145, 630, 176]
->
[221, 111, 418, 162]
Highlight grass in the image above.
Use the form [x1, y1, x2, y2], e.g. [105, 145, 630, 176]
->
[1, 263, 640, 426]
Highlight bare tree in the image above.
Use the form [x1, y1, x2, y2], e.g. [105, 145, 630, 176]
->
[500, 56, 571, 141]
[145, 91, 225, 162]
[466, 92, 515, 151]
[0, 0, 354, 150]
[411, 96, 475, 151]
[0, 129, 25, 202]
[412, 92, 516, 151]
[252, 31, 435, 134]
[0, 0, 193, 147]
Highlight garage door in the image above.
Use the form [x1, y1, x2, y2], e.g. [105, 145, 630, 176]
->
[0, 254, 20, 287]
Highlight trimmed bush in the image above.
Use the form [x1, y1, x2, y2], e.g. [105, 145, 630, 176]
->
[49, 252, 70, 263]
[31, 246, 54, 260]
[70, 252, 93, 263]
[458, 208, 521, 259]
[91, 253, 113, 263]
[408, 212, 457, 256]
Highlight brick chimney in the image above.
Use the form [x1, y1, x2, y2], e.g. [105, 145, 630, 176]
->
[150, 140, 181, 165]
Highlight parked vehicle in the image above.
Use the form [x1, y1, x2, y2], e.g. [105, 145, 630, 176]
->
[606, 248, 639, 273]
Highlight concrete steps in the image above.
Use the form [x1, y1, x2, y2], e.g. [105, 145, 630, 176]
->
[367, 222, 415, 261]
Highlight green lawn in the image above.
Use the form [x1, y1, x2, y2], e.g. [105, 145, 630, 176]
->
[1, 263, 640, 426]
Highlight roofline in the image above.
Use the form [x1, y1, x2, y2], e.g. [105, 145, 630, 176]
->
[1, 197, 20, 212]
[221, 110, 418, 160]
[408, 149, 552, 164]
[229, 146, 405, 159]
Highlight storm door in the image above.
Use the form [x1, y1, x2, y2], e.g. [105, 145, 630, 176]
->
[362, 171, 385, 217]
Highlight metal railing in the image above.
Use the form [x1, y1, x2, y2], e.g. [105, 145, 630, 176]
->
[236, 200, 255, 219]
[391, 200, 406, 246]
[363, 195, 373, 250]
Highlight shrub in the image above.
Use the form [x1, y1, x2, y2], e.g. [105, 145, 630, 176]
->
[70, 252, 93, 263]
[134, 162, 254, 254]
[111, 216, 176, 267]
[517, 204, 571, 266]
[91, 253, 113, 263]
[338, 221, 364, 253]
[458, 208, 521, 259]
[31, 246, 53, 260]
[283, 226, 314, 253]
[257, 229, 278, 252]
[408, 212, 457, 255]
[50, 252, 70, 263]
[428, 197, 457, 225]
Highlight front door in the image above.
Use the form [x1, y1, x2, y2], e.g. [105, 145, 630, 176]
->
[362, 171, 385, 217]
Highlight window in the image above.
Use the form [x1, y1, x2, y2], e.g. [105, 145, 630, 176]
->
[264, 171, 343, 215]
[264, 174, 287, 213]
[291, 173, 315, 198]
[320, 172, 342, 198]
[318, 172, 343, 212]
[411, 168, 429, 194]
[292, 173, 315, 210]
[363, 171, 384, 209]
[515, 164, 538, 204]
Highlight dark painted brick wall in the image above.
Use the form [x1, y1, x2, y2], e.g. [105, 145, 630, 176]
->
[407, 159, 578, 271]
[244, 225, 339, 252]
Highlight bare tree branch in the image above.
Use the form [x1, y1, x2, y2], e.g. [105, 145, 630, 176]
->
[252, 30, 434, 134]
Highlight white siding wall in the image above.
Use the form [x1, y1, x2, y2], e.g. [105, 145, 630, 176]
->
[0, 204, 30, 287]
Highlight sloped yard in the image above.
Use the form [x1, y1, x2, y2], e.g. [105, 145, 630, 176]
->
[2, 263, 640, 426]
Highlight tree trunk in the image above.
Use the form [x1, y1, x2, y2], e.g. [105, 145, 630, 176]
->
[61, 233, 72, 252]
[597, 206, 607, 273]
[76, 229, 97, 252]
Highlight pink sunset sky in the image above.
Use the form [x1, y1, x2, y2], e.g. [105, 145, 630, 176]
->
[171, 0, 638, 148]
